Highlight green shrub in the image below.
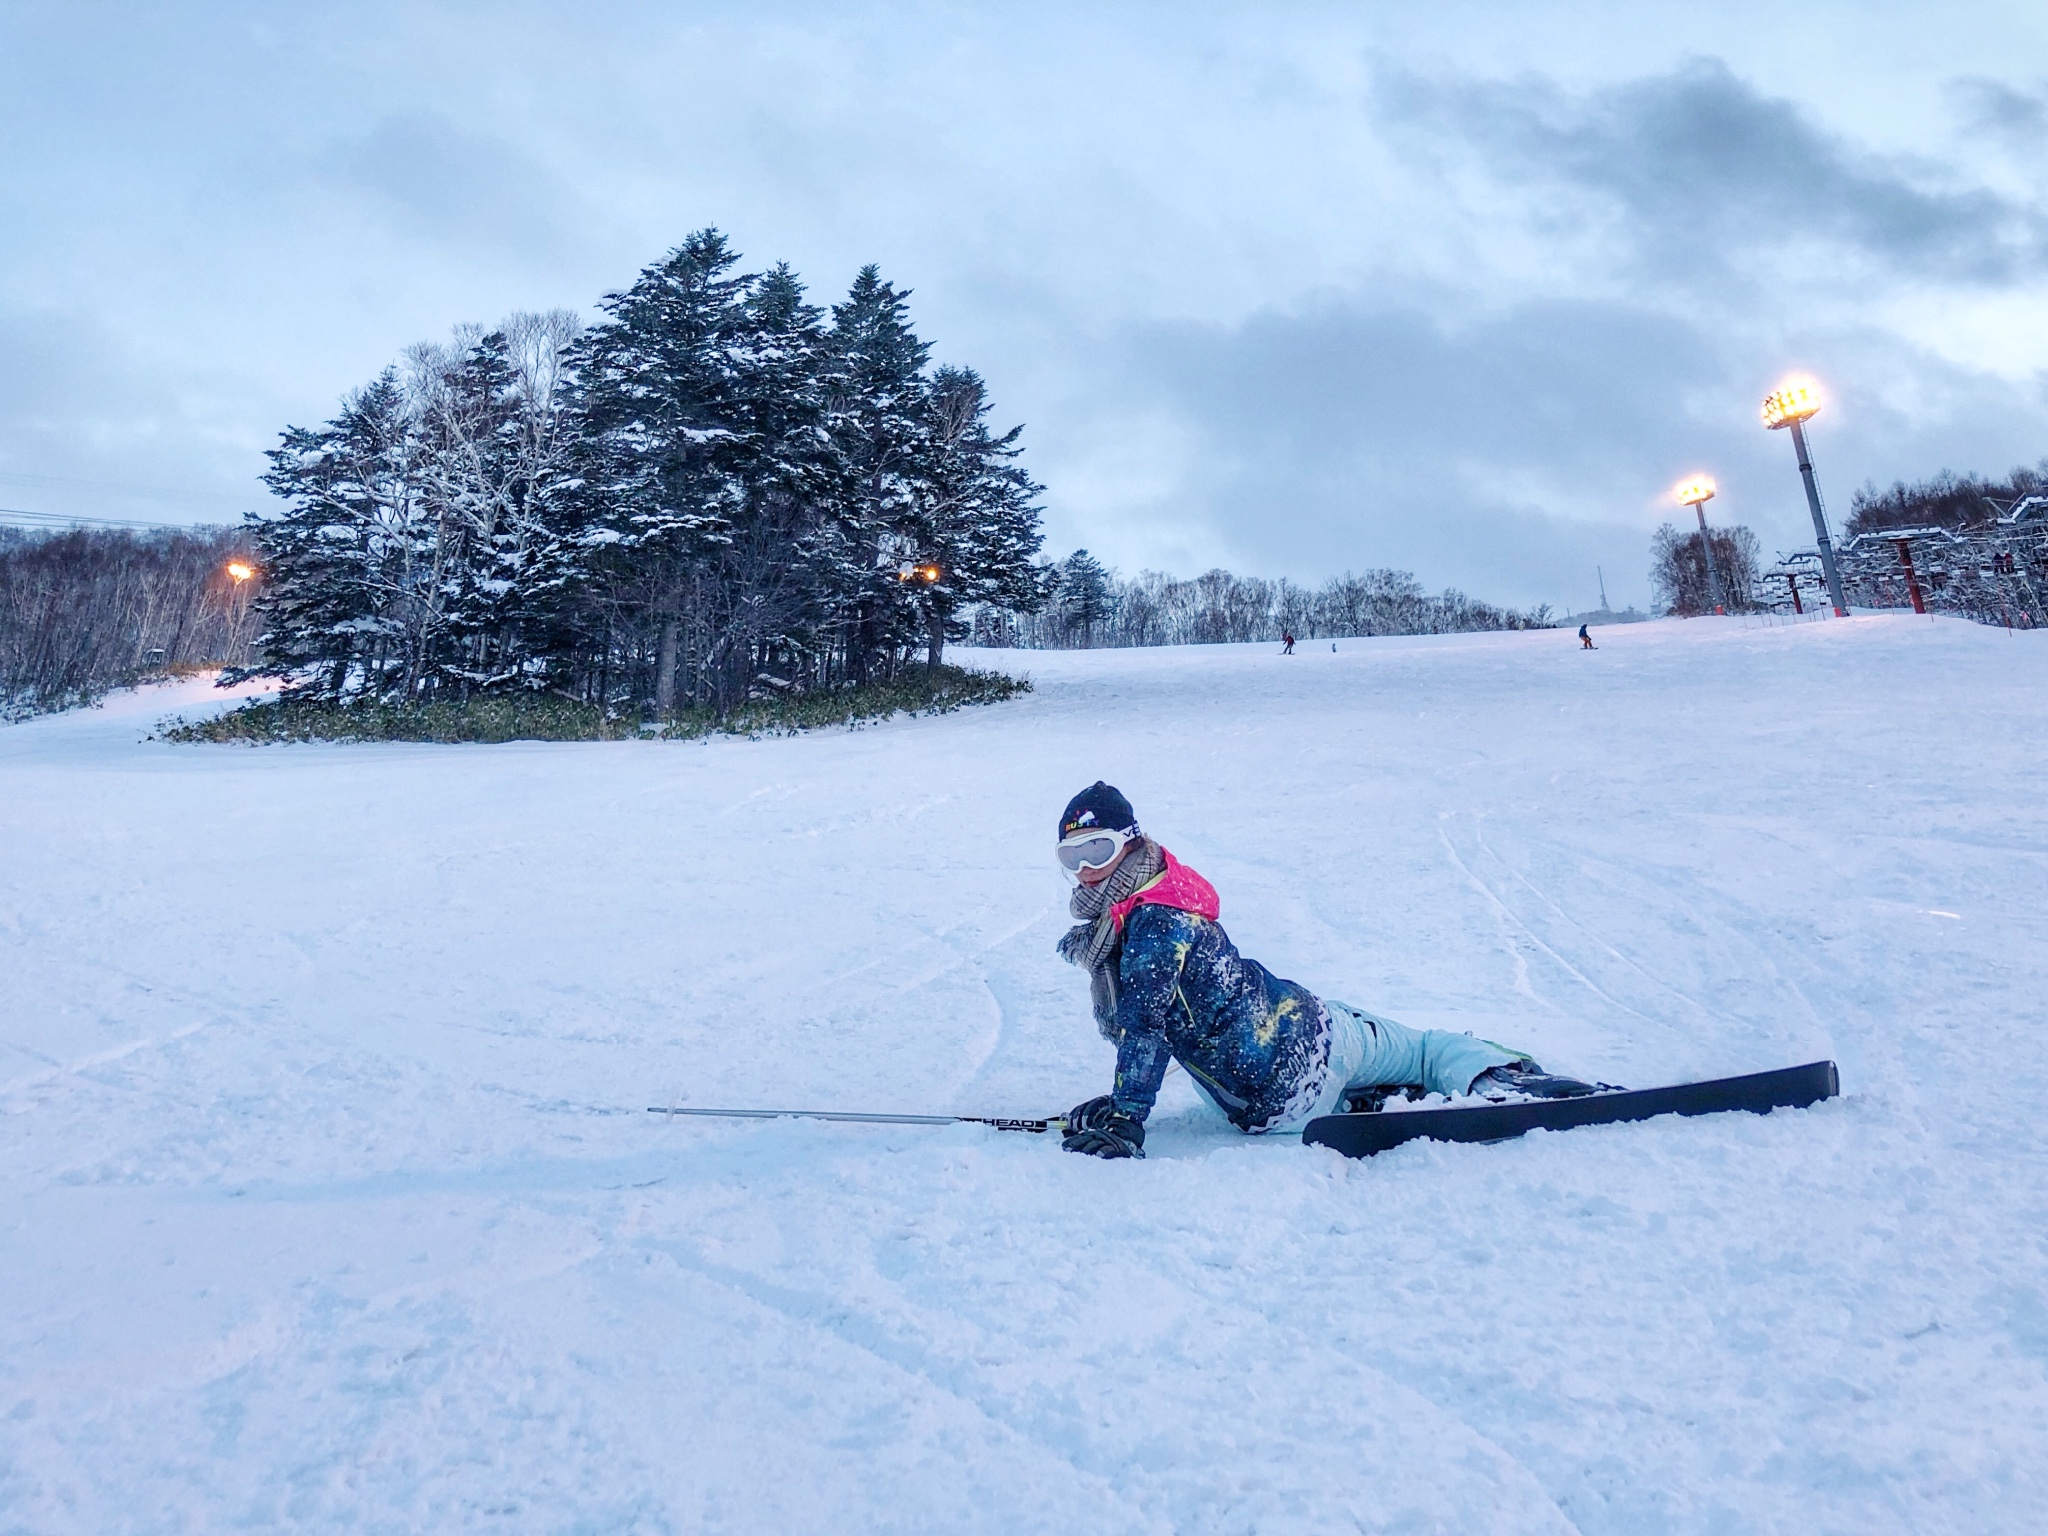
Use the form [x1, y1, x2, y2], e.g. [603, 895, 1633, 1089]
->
[160, 665, 1030, 745]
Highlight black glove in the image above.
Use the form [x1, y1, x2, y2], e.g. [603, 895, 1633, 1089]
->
[1470, 1061, 1604, 1100]
[1062, 1105, 1145, 1159]
[1062, 1094, 1120, 1134]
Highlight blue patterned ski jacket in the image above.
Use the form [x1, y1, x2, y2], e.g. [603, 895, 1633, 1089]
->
[1107, 901, 1330, 1132]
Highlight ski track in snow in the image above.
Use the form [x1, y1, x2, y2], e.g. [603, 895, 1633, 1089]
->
[3, 617, 2047, 1532]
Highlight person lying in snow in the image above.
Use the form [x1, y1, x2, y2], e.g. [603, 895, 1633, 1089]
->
[1053, 781, 1597, 1159]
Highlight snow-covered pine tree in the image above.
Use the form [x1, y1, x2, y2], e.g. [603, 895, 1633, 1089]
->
[822, 266, 932, 684]
[902, 365, 1045, 667]
[692, 262, 838, 703]
[240, 315, 585, 705]
[1058, 549, 1113, 646]
[237, 370, 429, 698]
[406, 327, 517, 693]
[406, 313, 583, 697]
[490, 310, 589, 689]
[572, 230, 763, 713]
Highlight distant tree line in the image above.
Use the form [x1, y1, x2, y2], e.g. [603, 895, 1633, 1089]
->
[975, 551, 1554, 648]
[0, 525, 257, 720]
[1649, 522, 1763, 616]
[237, 230, 1045, 716]
[1847, 460, 2048, 537]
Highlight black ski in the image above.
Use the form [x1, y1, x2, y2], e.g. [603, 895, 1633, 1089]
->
[1301, 1060, 1839, 1159]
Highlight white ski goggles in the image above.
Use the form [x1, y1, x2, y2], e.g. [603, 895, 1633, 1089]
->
[1055, 826, 1136, 874]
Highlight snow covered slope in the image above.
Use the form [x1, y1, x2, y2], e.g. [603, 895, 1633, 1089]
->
[3, 615, 2044, 1534]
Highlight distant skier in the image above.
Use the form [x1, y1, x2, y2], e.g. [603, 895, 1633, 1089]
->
[1281, 631, 1296, 654]
[1052, 782, 1596, 1158]
[1579, 623, 1595, 649]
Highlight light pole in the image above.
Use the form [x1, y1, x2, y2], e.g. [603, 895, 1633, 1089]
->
[1762, 379, 1848, 617]
[1674, 475, 1727, 615]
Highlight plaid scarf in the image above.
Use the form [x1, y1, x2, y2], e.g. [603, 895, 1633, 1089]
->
[1055, 836, 1165, 1041]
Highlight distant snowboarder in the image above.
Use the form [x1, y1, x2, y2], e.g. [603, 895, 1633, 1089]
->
[1579, 623, 1595, 649]
[1281, 631, 1296, 654]
[1051, 782, 1596, 1158]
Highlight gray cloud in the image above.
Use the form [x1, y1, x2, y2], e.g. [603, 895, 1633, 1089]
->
[1375, 57, 2048, 288]
[319, 112, 589, 259]
[1066, 294, 1722, 608]
[1950, 77, 2048, 151]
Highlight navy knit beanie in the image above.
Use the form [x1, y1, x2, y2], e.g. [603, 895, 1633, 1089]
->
[1059, 781, 1138, 840]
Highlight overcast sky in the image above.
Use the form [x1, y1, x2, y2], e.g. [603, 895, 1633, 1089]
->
[4, 1, 2046, 610]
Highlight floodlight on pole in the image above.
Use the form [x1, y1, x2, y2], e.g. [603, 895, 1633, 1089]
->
[1762, 378, 1849, 616]
[1673, 475, 1727, 615]
[220, 560, 258, 643]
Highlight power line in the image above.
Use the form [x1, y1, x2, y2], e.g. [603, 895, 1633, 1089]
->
[0, 505, 244, 532]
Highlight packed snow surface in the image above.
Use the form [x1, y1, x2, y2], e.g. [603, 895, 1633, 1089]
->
[4, 615, 2046, 1534]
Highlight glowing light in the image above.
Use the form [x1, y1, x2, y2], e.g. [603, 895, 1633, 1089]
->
[1673, 475, 1717, 508]
[919, 564, 941, 583]
[226, 562, 254, 582]
[1762, 378, 1821, 430]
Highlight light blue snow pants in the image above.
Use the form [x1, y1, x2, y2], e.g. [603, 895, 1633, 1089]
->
[1288, 1001, 1521, 1128]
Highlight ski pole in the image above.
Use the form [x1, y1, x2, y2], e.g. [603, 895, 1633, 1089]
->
[647, 1104, 1062, 1133]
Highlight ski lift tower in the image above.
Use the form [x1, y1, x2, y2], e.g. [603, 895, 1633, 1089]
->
[1763, 379, 1849, 617]
[1674, 475, 1727, 615]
